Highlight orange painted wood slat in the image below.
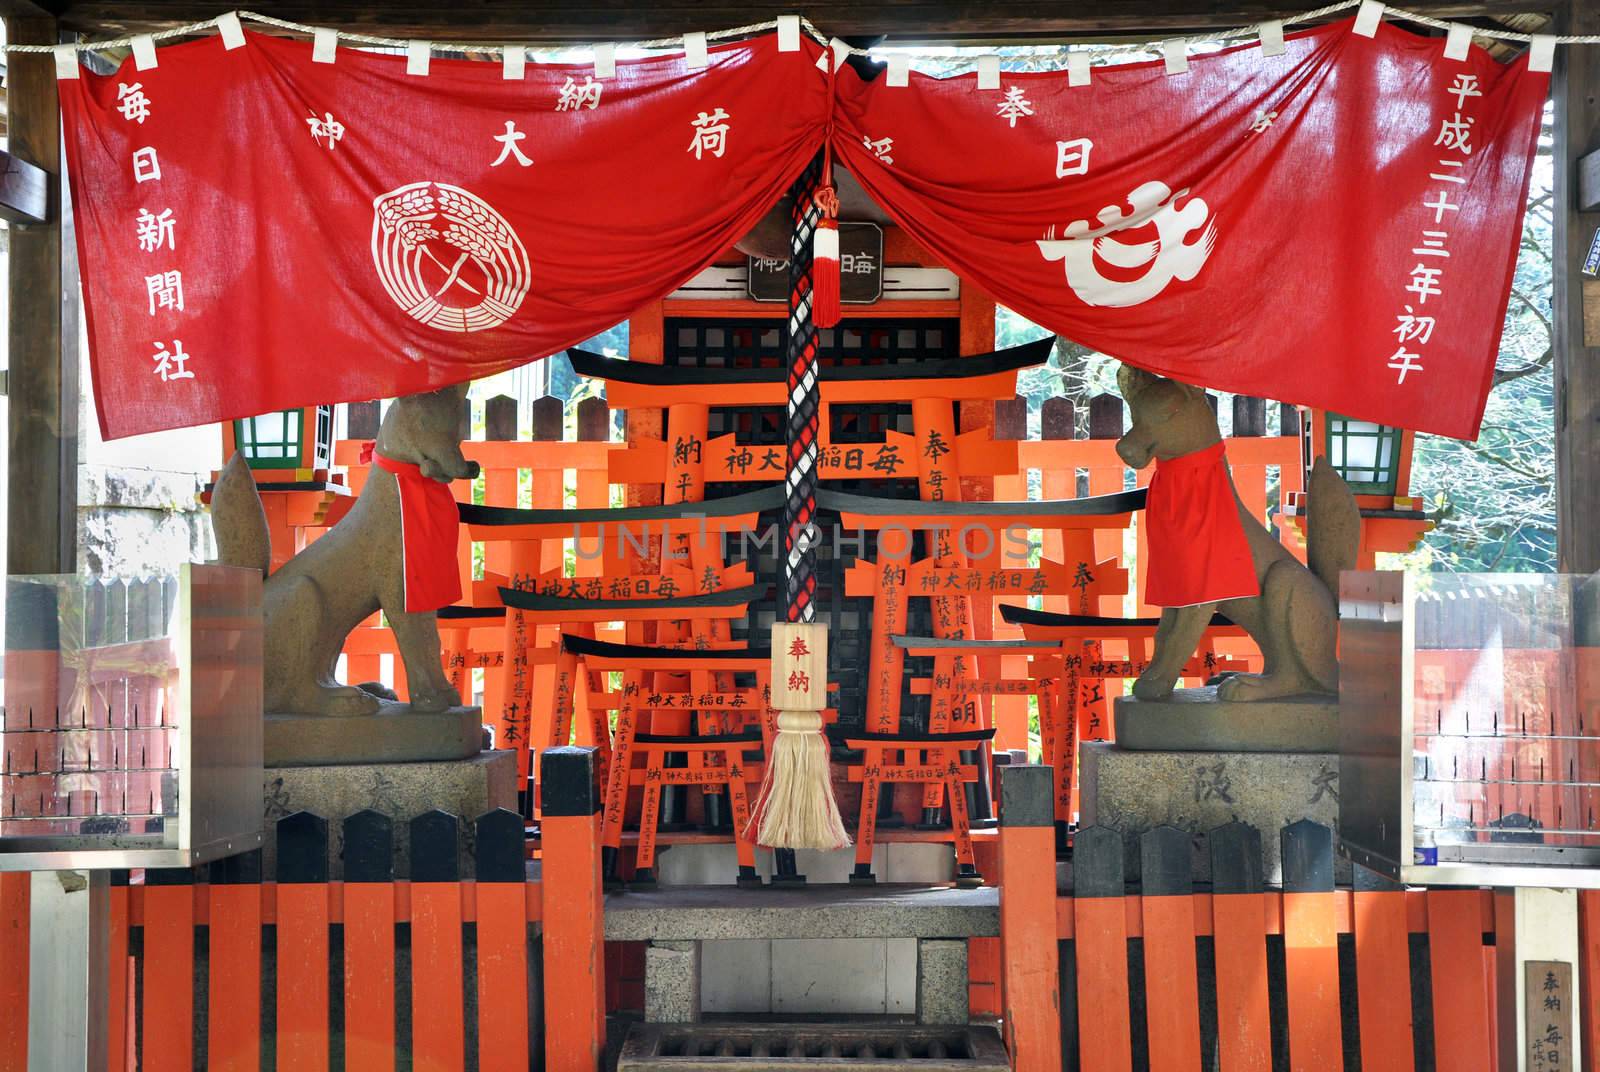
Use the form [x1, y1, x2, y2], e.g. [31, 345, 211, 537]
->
[1353, 890, 1415, 1072]
[475, 883, 532, 1072]
[1282, 892, 1341, 1072]
[1142, 895, 1203, 1071]
[343, 883, 396, 1072]
[206, 884, 262, 1072]
[141, 884, 195, 1072]
[0, 873, 29, 1072]
[411, 882, 466, 1071]
[542, 811, 606, 1071]
[1427, 888, 1493, 1072]
[1075, 896, 1133, 1072]
[1579, 890, 1600, 1072]
[107, 884, 129, 1072]
[1211, 893, 1272, 1072]
[998, 823, 1063, 1072]
[275, 882, 331, 1072]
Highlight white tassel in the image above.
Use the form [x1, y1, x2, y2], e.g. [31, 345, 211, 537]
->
[749, 710, 850, 851]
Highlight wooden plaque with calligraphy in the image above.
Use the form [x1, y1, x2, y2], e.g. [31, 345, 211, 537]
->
[1526, 960, 1574, 1072]
[749, 223, 883, 304]
[771, 622, 828, 711]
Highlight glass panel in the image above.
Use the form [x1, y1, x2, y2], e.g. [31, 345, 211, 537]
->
[1410, 573, 1599, 858]
[252, 411, 287, 443]
[1341, 422, 1383, 471]
[0, 575, 182, 842]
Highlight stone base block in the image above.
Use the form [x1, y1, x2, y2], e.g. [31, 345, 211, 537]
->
[262, 749, 517, 879]
[1113, 687, 1338, 752]
[265, 703, 485, 767]
[916, 938, 969, 1024]
[645, 942, 701, 1024]
[1080, 742, 1345, 886]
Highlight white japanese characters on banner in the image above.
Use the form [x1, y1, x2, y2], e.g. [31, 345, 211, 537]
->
[57, 16, 1547, 441]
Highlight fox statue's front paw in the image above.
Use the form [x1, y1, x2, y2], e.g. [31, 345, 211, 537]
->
[1132, 673, 1174, 702]
[406, 686, 458, 713]
[320, 685, 382, 717]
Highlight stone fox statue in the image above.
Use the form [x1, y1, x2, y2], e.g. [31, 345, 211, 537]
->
[210, 384, 479, 717]
[1115, 365, 1361, 702]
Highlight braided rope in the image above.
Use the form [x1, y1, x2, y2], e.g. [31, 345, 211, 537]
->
[12, 4, 1597, 59]
[783, 153, 825, 626]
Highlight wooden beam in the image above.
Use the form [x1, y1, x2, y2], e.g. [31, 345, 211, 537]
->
[51, 0, 1552, 42]
[1554, 0, 1600, 574]
[5, 15, 79, 575]
[0, 150, 49, 226]
[0, 1, 57, 17]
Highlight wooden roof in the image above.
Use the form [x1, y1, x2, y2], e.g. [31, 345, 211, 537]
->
[2, 0, 1557, 44]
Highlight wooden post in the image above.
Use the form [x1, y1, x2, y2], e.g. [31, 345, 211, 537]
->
[342, 811, 397, 1072]
[409, 811, 466, 1069]
[1139, 827, 1202, 1069]
[1209, 822, 1272, 1070]
[207, 851, 264, 1072]
[6, 15, 78, 575]
[475, 809, 533, 1072]
[541, 746, 606, 1071]
[1072, 825, 1132, 1072]
[275, 812, 331, 1072]
[1555, 0, 1600, 574]
[1281, 819, 1342, 1072]
[997, 764, 1063, 1071]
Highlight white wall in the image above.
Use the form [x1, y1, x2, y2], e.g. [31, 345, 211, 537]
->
[75, 297, 220, 576]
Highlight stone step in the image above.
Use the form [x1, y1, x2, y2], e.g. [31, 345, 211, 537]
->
[604, 883, 998, 942]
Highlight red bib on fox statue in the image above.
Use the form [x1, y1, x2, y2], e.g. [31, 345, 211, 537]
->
[1143, 442, 1259, 608]
[373, 452, 462, 613]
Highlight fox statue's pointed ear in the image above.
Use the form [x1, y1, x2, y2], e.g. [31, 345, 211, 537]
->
[1117, 363, 1157, 403]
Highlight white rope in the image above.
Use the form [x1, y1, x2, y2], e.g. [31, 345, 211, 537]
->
[4, 3, 1597, 59]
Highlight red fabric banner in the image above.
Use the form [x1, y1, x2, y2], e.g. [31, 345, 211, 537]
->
[60, 19, 1546, 442]
[835, 20, 1548, 440]
[61, 31, 826, 439]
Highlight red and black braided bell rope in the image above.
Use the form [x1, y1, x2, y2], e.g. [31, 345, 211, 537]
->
[783, 152, 826, 624]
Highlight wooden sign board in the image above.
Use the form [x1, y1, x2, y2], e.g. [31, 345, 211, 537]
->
[749, 223, 883, 304]
[771, 622, 828, 710]
[1525, 960, 1574, 1072]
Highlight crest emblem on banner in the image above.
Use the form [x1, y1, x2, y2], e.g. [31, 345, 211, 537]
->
[371, 182, 531, 332]
[1037, 181, 1216, 308]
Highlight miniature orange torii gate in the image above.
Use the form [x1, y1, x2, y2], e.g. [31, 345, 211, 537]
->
[578, 337, 1056, 826]
[550, 633, 805, 886]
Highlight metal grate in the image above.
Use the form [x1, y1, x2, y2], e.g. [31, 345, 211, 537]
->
[620, 1023, 1008, 1067]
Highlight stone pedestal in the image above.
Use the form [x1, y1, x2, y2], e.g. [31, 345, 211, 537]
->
[1113, 687, 1338, 752]
[261, 749, 517, 879]
[1080, 742, 1345, 885]
[264, 703, 485, 767]
[645, 942, 702, 1024]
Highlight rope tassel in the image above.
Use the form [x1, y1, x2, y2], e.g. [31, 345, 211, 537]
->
[812, 215, 841, 328]
[748, 710, 850, 850]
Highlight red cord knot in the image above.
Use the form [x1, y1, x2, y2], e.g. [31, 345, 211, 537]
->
[813, 184, 840, 218]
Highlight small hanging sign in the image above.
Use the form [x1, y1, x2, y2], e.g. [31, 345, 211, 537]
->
[1524, 961, 1573, 1072]
[749, 222, 882, 304]
[771, 621, 828, 710]
[1582, 226, 1600, 278]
